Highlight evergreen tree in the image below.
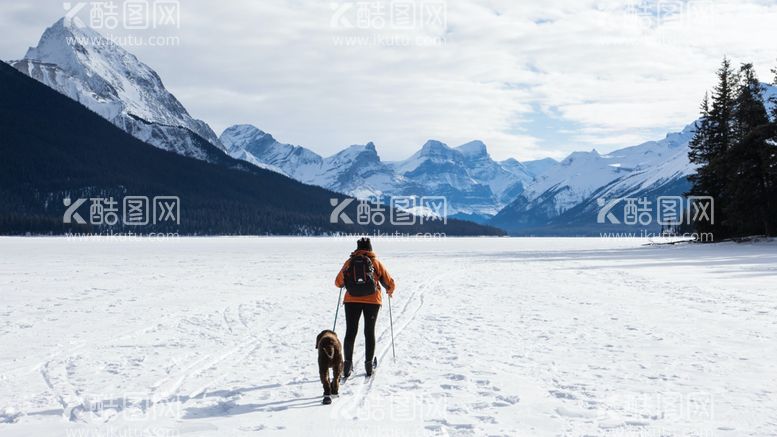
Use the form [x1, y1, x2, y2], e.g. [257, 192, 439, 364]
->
[687, 58, 737, 237]
[772, 62, 777, 121]
[707, 57, 738, 156]
[723, 63, 772, 235]
[688, 92, 711, 164]
[732, 63, 769, 138]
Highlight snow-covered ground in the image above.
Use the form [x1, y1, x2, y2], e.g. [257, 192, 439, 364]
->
[1, 237, 775, 436]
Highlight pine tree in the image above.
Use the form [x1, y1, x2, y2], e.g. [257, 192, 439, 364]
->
[732, 63, 769, 138]
[687, 93, 713, 230]
[687, 58, 737, 237]
[768, 62, 777, 233]
[772, 62, 777, 121]
[723, 63, 772, 235]
[707, 57, 737, 157]
[688, 93, 711, 164]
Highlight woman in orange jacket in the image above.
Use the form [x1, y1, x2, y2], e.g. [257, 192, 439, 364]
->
[335, 237, 395, 377]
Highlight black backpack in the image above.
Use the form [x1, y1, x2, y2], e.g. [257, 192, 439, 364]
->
[344, 254, 377, 296]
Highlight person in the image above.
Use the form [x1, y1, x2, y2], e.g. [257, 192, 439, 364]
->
[335, 237, 395, 377]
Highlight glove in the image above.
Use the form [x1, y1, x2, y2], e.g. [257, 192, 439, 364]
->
[387, 289, 394, 298]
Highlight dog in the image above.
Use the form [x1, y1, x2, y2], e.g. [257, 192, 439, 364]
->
[315, 329, 343, 403]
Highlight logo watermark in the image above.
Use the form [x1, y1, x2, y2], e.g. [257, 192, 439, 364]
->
[624, 0, 716, 28]
[69, 392, 184, 422]
[330, 392, 448, 426]
[597, 196, 714, 227]
[599, 230, 714, 243]
[328, 230, 447, 240]
[65, 427, 179, 437]
[64, 0, 180, 30]
[330, 1, 447, 47]
[596, 0, 718, 47]
[63, 0, 181, 46]
[594, 390, 715, 435]
[63, 230, 180, 240]
[63, 196, 180, 227]
[330, 195, 447, 226]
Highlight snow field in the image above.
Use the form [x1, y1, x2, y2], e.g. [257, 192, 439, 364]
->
[0, 237, 775, 436]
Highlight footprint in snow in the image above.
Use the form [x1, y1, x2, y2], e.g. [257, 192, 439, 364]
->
[549, 390, 577, 400]
[495, 394, 520, 405]
[476, 415, 497, 424]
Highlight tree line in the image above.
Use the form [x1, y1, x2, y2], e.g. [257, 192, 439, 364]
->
[688, 58, 777, 239]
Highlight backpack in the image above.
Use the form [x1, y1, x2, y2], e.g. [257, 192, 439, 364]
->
[344, 254, 377, 296]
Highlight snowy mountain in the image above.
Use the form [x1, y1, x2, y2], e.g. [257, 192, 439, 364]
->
[520, 157, 559, 178]
[390, 140, 496, 214]
[223, 128, 537, 216]
[455, 141, 534, 204]
[220, 124, 321, 179]
[1, 61, 502, 236]
[491, 84, 777, 234]
[13, 19, 772, 233]
[9, 18, 226, 161]
[223, 113, 704, 226]
[315, 142, 405, 199]
[491, 123, 697, 233]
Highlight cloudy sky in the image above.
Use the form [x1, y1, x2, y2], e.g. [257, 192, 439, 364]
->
[2, 0, 777, 161]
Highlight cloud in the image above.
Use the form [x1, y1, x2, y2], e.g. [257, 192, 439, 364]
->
[2, 0, 777, 162]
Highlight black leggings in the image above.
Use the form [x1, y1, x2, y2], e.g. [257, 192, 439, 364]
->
[343, 303, 380, 363]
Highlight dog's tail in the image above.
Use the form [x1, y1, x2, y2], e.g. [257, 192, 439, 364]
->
[324, 346, 334, 360]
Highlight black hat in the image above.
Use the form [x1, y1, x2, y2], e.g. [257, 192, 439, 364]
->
[356, 237, 372, 251]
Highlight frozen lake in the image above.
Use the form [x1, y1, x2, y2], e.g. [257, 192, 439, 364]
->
[0, 237, 775, 436]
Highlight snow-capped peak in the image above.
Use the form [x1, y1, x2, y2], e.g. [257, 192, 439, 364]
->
[329, 141, 378, 158]
[24, 18, 103, 70]
[220, 124, 274, 153]
[418, 140, 457, 158]
[16, 18, 224, 151]
[223, 123, 269, 137]
[326, 142, 380, 161]
[560, 150, 601, 166]
[219, 124, 324, 183]
[501, 157, 528, 171]
[456, 140, 489, 159]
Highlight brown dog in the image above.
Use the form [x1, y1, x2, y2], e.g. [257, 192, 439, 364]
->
[316, 329, 343, 402]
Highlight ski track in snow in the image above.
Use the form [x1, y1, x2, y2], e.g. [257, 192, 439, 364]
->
[0, 237, 776, 436]
[334, 277, 432, 418]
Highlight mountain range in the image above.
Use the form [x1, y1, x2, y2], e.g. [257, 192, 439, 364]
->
[8, 18, 775, 235]
[220, 125, 536, 218]
[0, 60, 501, 236]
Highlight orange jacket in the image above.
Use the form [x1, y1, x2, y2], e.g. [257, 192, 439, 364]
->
[335, 250, 395, 305]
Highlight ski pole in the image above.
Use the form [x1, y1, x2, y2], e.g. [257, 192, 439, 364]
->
[333, 287, 343, 332]
[388, 292, 396, 362]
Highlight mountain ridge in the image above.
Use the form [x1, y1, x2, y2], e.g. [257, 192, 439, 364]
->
[221, 126, 538, 216]
[0, 60, 502, 236]
[10, 18, 226, 161]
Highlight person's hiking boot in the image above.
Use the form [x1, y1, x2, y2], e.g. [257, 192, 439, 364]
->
[342, 360, 352, 379]
[365, 358, 374, 377]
